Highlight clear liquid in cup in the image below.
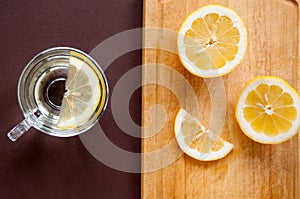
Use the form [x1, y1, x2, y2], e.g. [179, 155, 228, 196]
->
[18, 47, 108, 137]
[28, 57, 71, 127]
[34, 66, 67, 120]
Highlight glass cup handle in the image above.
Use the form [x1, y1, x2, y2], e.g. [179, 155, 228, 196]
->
[7, 110, 40, 142]
[7, 118, 32, 141]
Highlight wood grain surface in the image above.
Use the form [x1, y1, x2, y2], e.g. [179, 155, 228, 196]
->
[142, 0, 299, 198]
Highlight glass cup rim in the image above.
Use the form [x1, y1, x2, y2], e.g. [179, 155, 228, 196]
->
[17, 46, 109, 137]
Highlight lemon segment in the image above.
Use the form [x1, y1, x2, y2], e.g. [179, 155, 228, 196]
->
[235, 76, 300, 144]
[174, 108, 233, 161]
[177, 5, 247, 78]
[57, 57, 101, 129]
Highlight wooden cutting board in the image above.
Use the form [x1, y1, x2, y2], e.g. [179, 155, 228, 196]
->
[142, 0, 299, 198]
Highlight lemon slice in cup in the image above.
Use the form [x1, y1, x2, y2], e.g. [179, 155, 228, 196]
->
[177, 5, 247, 78]
[57, 57, 101, 129]
[235, 76, 300, 144]
[174, 108, 233, 161]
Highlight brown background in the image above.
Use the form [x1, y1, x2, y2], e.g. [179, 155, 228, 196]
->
[0, 0, 141, 198]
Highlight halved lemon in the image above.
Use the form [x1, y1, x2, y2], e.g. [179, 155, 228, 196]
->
[235, 76, 300, 144]
[57, 57, 101, 129]
[174, 108, 233, 161]
[177, 5, 247, 78]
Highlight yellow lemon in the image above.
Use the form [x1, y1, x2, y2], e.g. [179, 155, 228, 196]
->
[57, 57, 101, 129]
[177, 5, 247, 78]
[235, 76, 300, 144]
[174, 108, 233, 161]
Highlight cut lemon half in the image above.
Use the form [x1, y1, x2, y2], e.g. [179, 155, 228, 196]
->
[174, 108, 233, 161]
[177, 5, 247, 78]
[235, 76, 300, 144]
[57, 57, 101, 129]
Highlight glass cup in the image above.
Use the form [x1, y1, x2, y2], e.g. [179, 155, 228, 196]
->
[7, 47, 109, 141]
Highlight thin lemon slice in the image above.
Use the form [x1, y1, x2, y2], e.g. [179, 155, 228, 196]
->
[174, 108, 233, 161]
[235, 76, 300, 144]
[57, 57, 101, 129]
[177, 5, 247, 78]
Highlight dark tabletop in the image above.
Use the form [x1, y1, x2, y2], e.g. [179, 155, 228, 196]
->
[0, 0, 141, 198]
